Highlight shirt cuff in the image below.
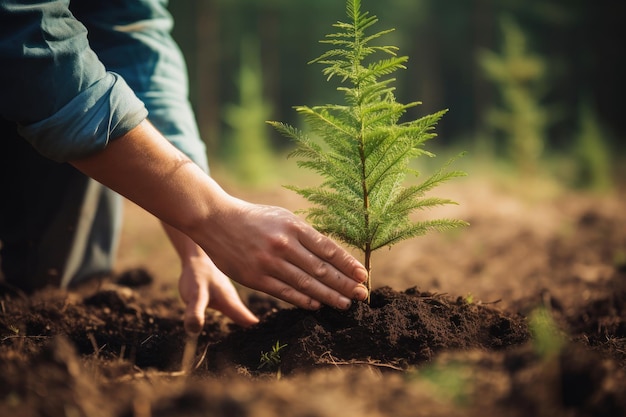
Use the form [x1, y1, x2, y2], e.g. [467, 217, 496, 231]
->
[17, 72, 148, 162]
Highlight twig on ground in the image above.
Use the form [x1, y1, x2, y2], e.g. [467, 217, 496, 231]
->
[1, 335, 50, 342]
[87, 333, 105, 357]
[181, 333, 199, 374]
[193, 340, 210, 371]
[319, 351, 404, 371]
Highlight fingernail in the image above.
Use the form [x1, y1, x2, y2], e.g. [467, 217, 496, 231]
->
[355, 268, 368, 283]
[353, 285, 368, 301]
[339, 296, 352, 310]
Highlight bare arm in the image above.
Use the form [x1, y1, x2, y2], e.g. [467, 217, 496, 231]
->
[71, 120, 369, 310]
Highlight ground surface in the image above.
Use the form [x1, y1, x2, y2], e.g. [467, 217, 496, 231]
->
[1, 176, 626, 417]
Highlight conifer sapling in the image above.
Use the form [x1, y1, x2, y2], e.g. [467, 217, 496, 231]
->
[268, 0, 467, 299]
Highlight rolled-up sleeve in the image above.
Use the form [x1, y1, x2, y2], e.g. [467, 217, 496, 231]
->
[0, 0, 148, 162]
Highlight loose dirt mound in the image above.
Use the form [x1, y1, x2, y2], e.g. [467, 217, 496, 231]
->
[210, 286, 528, 375]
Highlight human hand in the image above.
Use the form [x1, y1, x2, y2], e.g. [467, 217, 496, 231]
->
[178, 254, 259, 335]
[197, 199, 369, 311]
[70, 121, 368, 311]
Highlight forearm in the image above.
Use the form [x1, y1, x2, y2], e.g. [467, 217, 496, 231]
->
[70, 120, 234, 241]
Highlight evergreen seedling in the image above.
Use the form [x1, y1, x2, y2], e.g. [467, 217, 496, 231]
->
[478, 16, 548, 179]
[268, 0, 467, 297]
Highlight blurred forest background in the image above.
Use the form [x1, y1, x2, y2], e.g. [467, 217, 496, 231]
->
[167, 0, 625, 190]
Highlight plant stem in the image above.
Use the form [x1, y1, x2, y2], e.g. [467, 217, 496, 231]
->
[364, 243, 371, 303]
[358, 93, 371, 302]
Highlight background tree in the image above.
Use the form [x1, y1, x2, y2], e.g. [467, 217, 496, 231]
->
[478, 16, 548, 180]
[169, 0, 625, 177]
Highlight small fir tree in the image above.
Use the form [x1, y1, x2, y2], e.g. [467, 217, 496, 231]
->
[224, 37, 275, 185]
[478, 16, 548, 179]
[268, 0, 467, 296]
[572, 101, 613, 192]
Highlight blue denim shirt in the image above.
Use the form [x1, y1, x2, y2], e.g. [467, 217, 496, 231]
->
[0, 0, 207, 171]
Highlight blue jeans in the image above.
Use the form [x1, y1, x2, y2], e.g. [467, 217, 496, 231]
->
[0, 0, 206, 291]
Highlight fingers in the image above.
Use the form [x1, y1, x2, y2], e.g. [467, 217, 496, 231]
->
[182, 266, 260, 332]
[196, 202, 369, 311]
[208, 281, 259, 327]
[214, 300, 259, 327]
[184, 285, 258, 333]
[253, 258, 368, 311]
[295, 251, 369, 301]
[246, 213, 369, 310]
[184, 280, 259, 331]
[291, 224, 369, 306]
[183, 283, 208, 335]
[297, 223, 369, 285]
[254, 271, 324, 311]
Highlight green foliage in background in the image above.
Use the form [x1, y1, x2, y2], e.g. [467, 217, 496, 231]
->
[223, 37, 276, 185]
[171, 0, 626, 174]
[478, 16, 549, 179]
[269, 0, 467, 294]
[528, 307, 565, 360]
[417, 362, 471, 406]
[571, 102, 613, 192]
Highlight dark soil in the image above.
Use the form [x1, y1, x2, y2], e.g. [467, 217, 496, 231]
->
[210, 286, 529, 376]
[1, 181, 626, 417]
